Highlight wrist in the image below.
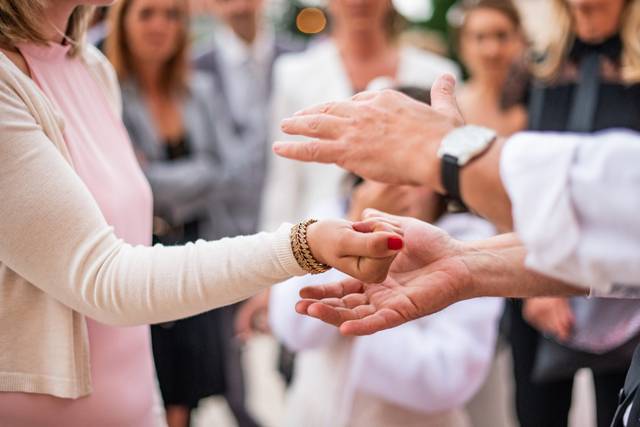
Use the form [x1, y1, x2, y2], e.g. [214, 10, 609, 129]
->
[292, 219, 331, 274]
[305, 221, 326, 264]
[412, 125, 451, 192]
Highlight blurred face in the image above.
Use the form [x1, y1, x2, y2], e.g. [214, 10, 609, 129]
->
[566, 0, 625, 43]
[211, 0, 263, 42]
[460, 8, 524, 79]
[123, 0, 185, 66]
[329, 0, 393, 35]
[350, 181, 442, 223]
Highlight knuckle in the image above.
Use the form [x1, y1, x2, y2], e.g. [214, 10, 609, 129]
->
[306, 142, 322, 160]
[307, 118, 320, 131]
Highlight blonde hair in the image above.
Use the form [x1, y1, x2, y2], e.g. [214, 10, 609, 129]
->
[535, 0, 640, 83]
[105, 0, 190, 95]
[0, 1, 94, 56]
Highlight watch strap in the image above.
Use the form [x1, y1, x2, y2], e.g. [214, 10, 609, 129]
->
[441, 154, 462, 203]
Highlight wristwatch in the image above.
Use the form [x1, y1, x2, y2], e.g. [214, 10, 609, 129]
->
[437, 125, 497, 206]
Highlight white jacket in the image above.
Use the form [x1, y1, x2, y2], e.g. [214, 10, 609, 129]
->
[261, 40, 460, 230]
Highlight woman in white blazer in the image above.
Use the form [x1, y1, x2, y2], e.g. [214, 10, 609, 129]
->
[261, 0, 460, 230]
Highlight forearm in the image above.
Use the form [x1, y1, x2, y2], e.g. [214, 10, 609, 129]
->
[459, 233, 587, 299]
[460, 138, 513, 231]
[0, 132, 304, 326]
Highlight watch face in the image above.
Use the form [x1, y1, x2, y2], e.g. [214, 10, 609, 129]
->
[438, 125, 497, 165]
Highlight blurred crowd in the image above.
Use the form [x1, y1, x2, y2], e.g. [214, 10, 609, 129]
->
[86, 0, 640, 426]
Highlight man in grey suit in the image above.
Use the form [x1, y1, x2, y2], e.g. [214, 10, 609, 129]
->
[195, 2, 303, 236]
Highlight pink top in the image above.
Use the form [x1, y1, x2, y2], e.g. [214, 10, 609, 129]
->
[0, 42, 157, 426]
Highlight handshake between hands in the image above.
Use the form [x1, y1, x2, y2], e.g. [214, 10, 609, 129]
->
[302, 209, 474, 336]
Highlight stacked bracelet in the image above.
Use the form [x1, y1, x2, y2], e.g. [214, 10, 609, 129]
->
[290, 219, 331, 275]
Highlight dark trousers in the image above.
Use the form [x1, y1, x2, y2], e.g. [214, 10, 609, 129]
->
[507, 300, 627, 427]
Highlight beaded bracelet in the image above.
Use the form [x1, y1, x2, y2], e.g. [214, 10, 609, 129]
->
[290, 219, 331, 274]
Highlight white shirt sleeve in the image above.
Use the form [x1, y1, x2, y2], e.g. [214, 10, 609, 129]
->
[349, 298, 503, 413]
[500, 130, 640, 295]
[269, 269, 345, 352]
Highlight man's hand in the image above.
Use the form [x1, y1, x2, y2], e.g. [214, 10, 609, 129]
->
[274, 74, 463, 190]
[295, 210, 473, 335]
[296, 211, 587, 336]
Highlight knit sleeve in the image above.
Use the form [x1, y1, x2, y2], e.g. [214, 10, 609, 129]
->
[0, 70, 305, 327]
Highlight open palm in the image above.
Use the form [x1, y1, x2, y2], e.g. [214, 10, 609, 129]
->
[295, 210, 472, 335]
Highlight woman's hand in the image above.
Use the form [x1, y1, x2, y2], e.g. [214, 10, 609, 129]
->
[523, 297, 575, 342]
[305, 218, 404, 284]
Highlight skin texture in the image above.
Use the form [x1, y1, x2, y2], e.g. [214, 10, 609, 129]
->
[273, 75, 588, 336]
[296, 211, 585, 336]
[275, 74, 514, 230]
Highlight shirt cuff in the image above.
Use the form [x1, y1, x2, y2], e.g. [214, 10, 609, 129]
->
[500, 132, 588, 289]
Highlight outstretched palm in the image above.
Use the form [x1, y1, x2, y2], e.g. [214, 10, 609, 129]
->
[295, 211, 472, 335]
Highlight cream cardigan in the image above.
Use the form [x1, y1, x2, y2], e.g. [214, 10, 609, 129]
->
[0, 45, 304, 399]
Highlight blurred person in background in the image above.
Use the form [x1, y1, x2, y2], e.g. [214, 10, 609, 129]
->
[260, 7, 459, 387]
[194, 0, 304, 353]
[0, 0, 404, 426]
[270, 158, 501, 427]
[269, 86, 501, 427]
[448, 2, 526, 425]
[195, 0, 303, 237]
[451, 0, 527, 137]
[106, 1, 260, 426]
[261, 0, 460, 231]
[505, 1, 640, 426]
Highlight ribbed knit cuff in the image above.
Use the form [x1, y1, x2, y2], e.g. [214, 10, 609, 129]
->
[273, 223, 307, 277]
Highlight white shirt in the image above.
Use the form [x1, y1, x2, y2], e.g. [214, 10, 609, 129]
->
[500, 130, 640, 296]
[214, 23, 275, 131]
[270, 199, 502, 427]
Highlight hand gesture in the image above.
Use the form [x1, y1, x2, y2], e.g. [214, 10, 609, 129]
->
[296, 210, 472, 335]
[274, 74, 464, 190]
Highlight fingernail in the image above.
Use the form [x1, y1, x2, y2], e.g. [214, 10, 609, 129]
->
[280, 119, 291, 129]
[387, 237, 403, 250]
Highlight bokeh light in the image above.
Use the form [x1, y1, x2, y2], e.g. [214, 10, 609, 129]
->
[296, 8, 327, 34]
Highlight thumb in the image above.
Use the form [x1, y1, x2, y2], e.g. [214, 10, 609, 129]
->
[430, 74, 463, 121]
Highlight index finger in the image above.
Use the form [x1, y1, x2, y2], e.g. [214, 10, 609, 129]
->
[299, 279, 365, 300]
[292, 98, 366, 118]
[340, 308, 406, 336]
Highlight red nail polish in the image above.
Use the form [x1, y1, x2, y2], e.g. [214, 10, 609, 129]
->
[387, 237, 403, 250]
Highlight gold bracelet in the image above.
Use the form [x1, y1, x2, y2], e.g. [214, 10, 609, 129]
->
[290, 219, 331, 275]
